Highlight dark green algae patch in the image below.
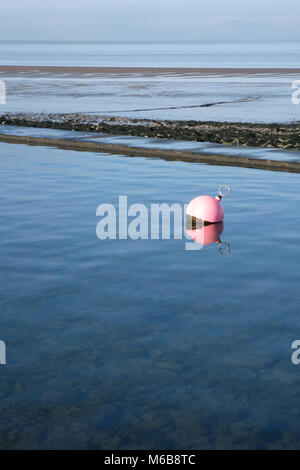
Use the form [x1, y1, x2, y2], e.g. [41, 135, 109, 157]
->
[1, 113, 299, 150]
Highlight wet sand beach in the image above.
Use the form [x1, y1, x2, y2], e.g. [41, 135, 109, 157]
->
[1, 65, 300, 123]
[1, 65, 300, 78]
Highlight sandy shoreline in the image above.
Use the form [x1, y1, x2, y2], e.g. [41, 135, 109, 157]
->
[1, 65, 300, 78]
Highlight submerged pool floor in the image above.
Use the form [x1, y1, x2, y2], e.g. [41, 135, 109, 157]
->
[0, 142, 300, 449]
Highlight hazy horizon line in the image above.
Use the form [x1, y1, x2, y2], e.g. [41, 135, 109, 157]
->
[0, 39, 299, 44]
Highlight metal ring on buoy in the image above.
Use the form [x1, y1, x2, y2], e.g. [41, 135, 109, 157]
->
[218, 184, 231, 198]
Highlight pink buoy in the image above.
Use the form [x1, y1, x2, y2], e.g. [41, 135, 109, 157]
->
[186, 185, 231, 223]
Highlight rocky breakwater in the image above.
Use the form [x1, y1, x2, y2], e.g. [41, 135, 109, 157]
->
[0, 113, 299, 150]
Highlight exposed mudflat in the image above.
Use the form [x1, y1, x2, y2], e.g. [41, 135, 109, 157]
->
[1, 65, 300, 77]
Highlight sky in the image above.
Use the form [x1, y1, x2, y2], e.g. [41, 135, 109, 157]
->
[1, 0, 300, 42]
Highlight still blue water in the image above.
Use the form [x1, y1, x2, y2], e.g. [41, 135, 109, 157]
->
[0, 41, 300, 68]
[1, 142, 300, 449]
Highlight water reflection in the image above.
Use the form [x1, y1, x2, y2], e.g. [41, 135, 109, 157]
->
[185, 215, 230, 255]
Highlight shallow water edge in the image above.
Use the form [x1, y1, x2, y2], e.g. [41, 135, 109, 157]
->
[1, 131, 300, 174]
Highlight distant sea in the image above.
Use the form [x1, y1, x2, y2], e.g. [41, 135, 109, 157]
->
[0, 40, 299, 68]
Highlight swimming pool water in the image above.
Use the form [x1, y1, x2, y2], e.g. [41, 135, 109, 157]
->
[0, 142, 300, 449]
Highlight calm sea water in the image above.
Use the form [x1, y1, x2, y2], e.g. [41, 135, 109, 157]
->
[0, 41, 300, 68]
[1, 142, 300, 449]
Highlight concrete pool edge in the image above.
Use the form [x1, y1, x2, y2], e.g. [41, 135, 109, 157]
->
[1, 132, 300, 174]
